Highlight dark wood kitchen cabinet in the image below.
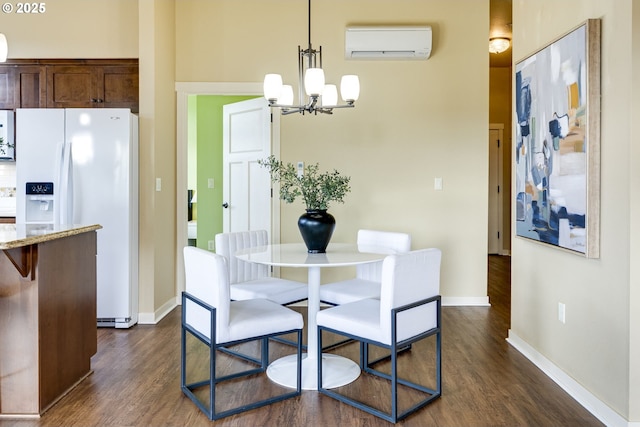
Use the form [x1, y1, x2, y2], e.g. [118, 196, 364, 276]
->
[0, 65, 15, 109]
[47, 64, 138, 110]
[0, 65, 47, 109]
[0, 59, 138, 112]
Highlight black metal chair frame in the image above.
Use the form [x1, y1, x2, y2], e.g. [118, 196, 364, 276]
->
[181, 292, 302, 420]
[318, 295, 442, 424]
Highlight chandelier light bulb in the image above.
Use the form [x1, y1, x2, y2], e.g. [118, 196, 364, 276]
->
[0, 33, 7, 62]
[304, 68, 325, 97]
[340, 75, 360, 102]
[263, 74, 284, 102]
[321, 84, 338, 107]
[278, 85, 294, 106]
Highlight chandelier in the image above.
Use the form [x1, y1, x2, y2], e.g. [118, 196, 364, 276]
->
[263, 0, 360, 115]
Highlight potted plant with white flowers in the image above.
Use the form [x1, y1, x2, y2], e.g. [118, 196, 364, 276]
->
[259, 155, 351, 253]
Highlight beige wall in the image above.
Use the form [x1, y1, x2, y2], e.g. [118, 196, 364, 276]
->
[513, 0, 637, 421]
[138, 1, 177, 321]
[176, 0, 491, 300]
[1, 0, 138, 58]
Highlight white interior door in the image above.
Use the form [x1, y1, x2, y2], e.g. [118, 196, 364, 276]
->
[488, 126, 503, 254]
[222, 97, 272, 235]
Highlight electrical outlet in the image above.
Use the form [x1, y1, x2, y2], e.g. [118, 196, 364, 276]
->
[155, 178, 162, 191]
[208, 178, 215, 189]
[208, 240, 215, 251]
[297, 161, 304, 178]
[558, 302, 566, 324]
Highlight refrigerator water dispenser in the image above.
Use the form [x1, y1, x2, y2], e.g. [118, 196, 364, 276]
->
[25, 182, 54, 223]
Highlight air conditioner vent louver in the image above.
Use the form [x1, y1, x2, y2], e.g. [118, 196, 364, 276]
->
[345, 26, 432, 60]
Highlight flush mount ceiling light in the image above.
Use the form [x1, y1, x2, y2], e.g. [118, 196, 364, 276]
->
[0, 33, 8, 62]
[489, 37, 510, 54]
[263, 0, 360, 115]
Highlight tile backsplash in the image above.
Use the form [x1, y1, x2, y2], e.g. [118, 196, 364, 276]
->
[0, 162, 17, 216]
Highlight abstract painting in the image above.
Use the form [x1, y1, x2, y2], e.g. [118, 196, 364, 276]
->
[514, 19, 601, 258]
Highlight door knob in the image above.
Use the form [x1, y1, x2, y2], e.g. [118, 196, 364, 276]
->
[222, 202, 229, 208]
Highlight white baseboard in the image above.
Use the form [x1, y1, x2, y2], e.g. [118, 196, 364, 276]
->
[137, 298, 178, 325]
[442, 296, 490, 306]
[507, 330, 632, 427]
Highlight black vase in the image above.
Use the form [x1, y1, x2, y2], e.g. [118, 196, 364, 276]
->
[298, 209, 336, 253]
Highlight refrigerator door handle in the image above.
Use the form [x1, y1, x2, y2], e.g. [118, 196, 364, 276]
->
[54, 141, 64, 224]
[58, 140, 73, 225]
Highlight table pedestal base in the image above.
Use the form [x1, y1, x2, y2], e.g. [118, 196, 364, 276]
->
[267, 353, 360, 391]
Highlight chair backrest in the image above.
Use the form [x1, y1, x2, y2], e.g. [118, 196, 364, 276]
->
[183, 246, 231, 342]
[215, 230, 270, 284]
[356, 229, 412, 281]
[379, 248, 441, 342]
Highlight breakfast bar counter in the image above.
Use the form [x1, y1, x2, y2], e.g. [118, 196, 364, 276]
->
[0, 223, 102, 417]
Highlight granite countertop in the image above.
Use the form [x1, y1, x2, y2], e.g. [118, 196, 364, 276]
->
[0, 224, 102, 249]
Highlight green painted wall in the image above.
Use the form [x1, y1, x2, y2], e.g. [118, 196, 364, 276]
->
[193, 95, 258, 250]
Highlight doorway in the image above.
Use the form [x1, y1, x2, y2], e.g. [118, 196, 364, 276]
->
[488, 124, 504, 254]
[175, 82, 281, 296]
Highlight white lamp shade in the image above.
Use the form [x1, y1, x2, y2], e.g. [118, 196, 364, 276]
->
[340, 75, 360, 102]
[263, 74, 283, 101]
[321, 84, 338, 107]
[304, 68, 325, 96]
[277, 85, 294, 105]
[0, 34, 7, 62]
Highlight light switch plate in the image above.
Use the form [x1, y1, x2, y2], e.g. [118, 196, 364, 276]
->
[434, 177, 443, 190]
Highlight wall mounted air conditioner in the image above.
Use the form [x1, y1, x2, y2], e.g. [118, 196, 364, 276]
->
[345, 26, 432, 60]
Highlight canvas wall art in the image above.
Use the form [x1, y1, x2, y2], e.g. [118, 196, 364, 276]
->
[514, 19, 601, 258]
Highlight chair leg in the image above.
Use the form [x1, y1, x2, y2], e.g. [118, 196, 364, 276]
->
[391, 341, 398, 422]
[209, 330, 216, 420]
[319, 327, 441, 424]
[261, 337, 269, 369]
[183, 328, 303, 421]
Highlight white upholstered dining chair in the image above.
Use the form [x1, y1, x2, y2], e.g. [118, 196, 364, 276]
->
[215, 230, 308, 305]
[316, 248, 442, 423]
[319, 229, 411, 305]
[181, 246, 303, 420]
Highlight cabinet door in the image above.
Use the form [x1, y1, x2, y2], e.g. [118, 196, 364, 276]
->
[17, 66, 46, 108]
[0, 65, 48, 109]
[46, 65, 98, 108]
[0, 66, 17, 109]
[99, 66, 139, 112]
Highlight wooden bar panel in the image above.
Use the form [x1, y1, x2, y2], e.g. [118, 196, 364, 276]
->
[0, 231, 97, 416]
[0, 248, 39, 414]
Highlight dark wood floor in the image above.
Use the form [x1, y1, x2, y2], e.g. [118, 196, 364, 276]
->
[1, 256, 604, 426]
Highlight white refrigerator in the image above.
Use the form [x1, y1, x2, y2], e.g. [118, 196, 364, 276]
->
[16, 108, 139, 328]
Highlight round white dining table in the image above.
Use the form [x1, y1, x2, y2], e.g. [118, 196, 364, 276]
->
[235, 242, 387, 390]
